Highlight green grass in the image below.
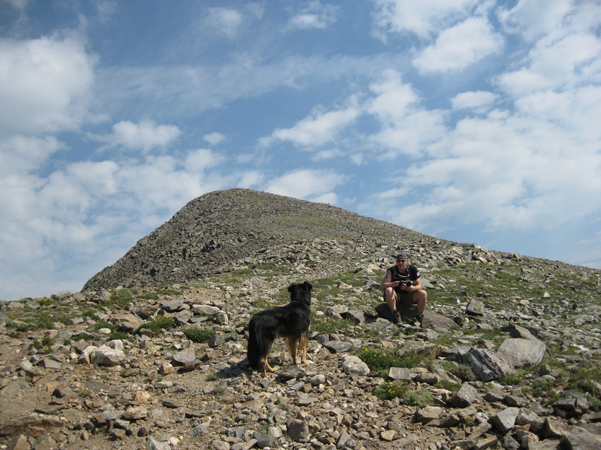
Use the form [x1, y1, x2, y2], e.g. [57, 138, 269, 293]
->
[356, 349, 427, 372]
[373, 382, 407, 400]
[105, 289, 134, 308]
[137, 315, 175, 334]
[94, 320, 119, 333]
[183, 327, 214, 343]
[109, 331, 133, 341]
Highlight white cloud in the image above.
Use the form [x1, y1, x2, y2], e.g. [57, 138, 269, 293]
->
[366, 70, 419, 124]
[258, 100, 360, 148]
[246, 3, 265, 20]
[203, 132, 226, 145]
[413, 17, 504, 74]
[451, 90, 498, 112]
[0, 145, 260, 298]
[371, 0, 480, 39]
[265, 168, 345, 200]
[0, 135, 63, 175]
[0, 35, 96, 137]
[312, 148, 344, 161]
[285, 0, 339, 31]
[498, 0, 572, 42]
[185, 148, 226, 172]
[95, 1, 118, 26]
[365, 71, 447, 158]
[205, 8, 244, 40]
[1, 0, 31, 11]
[105, 120, 181, 152]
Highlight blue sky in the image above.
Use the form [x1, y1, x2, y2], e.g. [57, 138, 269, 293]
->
[1, 0, 601, 300]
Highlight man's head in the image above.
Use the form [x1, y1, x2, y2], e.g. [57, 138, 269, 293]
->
[396, 252, 408, 268]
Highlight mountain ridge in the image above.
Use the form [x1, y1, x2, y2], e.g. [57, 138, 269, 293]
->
[83, 188, 435, 291]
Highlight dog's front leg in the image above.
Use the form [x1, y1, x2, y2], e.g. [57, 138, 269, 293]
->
[287, 337, 298, 365]
[300, 333, 307, 364]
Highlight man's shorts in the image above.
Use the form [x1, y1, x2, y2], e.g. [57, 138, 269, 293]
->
[384, 289, 415, 305]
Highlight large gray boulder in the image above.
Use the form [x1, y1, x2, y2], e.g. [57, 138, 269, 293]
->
[497, 338, 546, 367]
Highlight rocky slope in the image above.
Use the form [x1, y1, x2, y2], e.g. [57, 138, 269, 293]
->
[82, 188, 427, 291]
[1, 191, 601, 450]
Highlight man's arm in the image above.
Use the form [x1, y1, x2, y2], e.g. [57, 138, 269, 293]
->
[381, 269, 401, 291]
[400, 266, 422, 292]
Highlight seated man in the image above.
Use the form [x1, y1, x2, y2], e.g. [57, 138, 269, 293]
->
[381, 252, 427, 324]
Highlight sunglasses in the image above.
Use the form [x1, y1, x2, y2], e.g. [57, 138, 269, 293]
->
[396, 259, 406, 262]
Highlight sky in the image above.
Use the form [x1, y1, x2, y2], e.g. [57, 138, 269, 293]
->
[1, 0, 601, 300]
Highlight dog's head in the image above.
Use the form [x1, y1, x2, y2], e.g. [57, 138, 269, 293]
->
[288, 281, 312, 306]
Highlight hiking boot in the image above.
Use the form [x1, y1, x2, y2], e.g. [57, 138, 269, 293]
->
[406, 313, 424, 326]
[392, 311, 402, 325]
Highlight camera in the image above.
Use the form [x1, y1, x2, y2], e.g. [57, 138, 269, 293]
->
[404, 280, 413, 287]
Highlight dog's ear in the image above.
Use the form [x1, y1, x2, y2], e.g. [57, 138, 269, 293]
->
[288, 284, 294, 293]
[304, 281, 312, 291]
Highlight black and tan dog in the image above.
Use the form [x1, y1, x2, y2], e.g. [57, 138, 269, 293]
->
[247, 281, 312, 377]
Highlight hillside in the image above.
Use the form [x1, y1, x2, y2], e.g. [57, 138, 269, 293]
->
[82, 188, 429, 291]
[1, 189, 601, 450]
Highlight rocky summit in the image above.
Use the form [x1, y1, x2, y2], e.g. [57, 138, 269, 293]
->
[1, 189, 601, 450]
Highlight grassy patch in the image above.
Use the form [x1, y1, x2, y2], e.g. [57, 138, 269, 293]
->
[402, 390, 434, 407]
[373, 382, 407, 400]
[356, 349, 426, 371]
[137, 315, 175, 334]
[105, 289, 134, 308]
[94, 320, 119, 333]
[184, 327, 214, 343]
[109, 331, 133, 341]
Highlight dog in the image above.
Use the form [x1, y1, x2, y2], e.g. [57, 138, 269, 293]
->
[247, 281, 312, 377]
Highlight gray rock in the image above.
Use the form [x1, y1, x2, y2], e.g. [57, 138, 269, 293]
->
[146, 437, 171, 450]
[341, 355, 370, 375]
[561, 426, 601, 449]
[90, 345, 126, 367]
[448, 383, 478, 407]
[448, 347, 516, 381]
[489, 407, 520, 434]
[465, 299, 485, 316]
[389, 367, 411, 381]
[497, 338, 546, 367]
[287, 419, 310, 442]
[322, 341, 353, 353]
[161, 298, 184, 312]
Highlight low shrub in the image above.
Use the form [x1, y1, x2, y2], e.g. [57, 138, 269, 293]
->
[137, 315, 175, 334]
[402, 390, 433, 407]
[373, 382, 407, 400]
[183, 327, 214, 343]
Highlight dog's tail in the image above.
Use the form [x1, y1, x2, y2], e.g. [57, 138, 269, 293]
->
[247, 316, 270, 373]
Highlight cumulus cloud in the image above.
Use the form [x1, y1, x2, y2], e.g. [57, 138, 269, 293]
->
[0, 135, 64, 175]
[451, 91, 498, 113]
[0, 145, 253, 299]
[102, 120, 181, 153]
[258, 99, 360, 148]
[205, 7, 244, 39]
[371, 0, 480, 39]
[0, 35, 96, 137]
[1, 0, 31, 11]
[285, 0, 339, 31]
[498, 0, 572, 42]
[203, 132, 226, 145]
[185, 148, 226, 172]
[365, 71, 447, 158]
[413, 17, 504, 74]
[264, 168, 345, 200]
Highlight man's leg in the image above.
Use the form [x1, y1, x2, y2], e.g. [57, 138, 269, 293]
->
[412, 289, 427, 322]
[385, 288, 401, 324]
